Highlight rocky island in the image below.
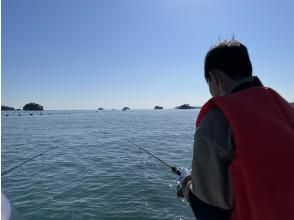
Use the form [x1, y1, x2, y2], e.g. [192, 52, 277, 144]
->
[1, 105, 15, 111]
[154, 106, 163, 109]
[175, 104, 197, 109]
[98, 108, 104, 110]
[23, 103, 44, 111]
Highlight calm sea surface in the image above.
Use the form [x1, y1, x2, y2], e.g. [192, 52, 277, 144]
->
[2, 110, 199, 220]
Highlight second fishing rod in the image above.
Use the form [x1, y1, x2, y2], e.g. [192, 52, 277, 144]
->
[125, 140, 182, 176]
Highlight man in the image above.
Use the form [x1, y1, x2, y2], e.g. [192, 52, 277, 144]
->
[178, 40, 294, 220]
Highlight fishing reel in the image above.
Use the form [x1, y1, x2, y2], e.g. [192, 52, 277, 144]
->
[176, 182, 184, 198]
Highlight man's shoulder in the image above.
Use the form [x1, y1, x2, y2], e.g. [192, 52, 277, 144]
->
[200, 107, 229, 131]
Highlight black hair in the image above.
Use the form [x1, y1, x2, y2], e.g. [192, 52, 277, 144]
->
[204, 40, 252, 81]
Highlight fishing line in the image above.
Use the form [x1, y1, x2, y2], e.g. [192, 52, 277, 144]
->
[2, 143, 65, 177]
[125, 140, 182, 176]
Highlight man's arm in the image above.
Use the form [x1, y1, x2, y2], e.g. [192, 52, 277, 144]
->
[184, 107, 234, 219]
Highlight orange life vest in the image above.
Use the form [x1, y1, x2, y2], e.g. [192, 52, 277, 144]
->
[196, 87, 294, 220]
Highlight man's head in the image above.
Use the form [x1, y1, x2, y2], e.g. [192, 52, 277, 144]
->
[204, 40, 253, 97]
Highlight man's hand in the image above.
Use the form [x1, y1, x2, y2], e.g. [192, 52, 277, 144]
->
[176, 168, 192, 199]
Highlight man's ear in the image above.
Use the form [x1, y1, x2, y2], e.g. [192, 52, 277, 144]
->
[212, 70, 224, 86]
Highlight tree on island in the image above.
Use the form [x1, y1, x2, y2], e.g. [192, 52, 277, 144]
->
[154, 106, 163, 109]
[23, 103, 44, 111]
[1, 105, 15, 111]
[122, 107, 130, 111]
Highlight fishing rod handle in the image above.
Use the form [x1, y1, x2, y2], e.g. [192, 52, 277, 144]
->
[171, 166, 182, 176]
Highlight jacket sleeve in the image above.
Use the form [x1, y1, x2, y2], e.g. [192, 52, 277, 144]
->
[188, 107, 234, 219]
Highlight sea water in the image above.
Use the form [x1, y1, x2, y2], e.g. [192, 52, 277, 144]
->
[2, 110, 198, 220]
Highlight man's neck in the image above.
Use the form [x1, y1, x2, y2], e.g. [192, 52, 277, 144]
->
[228, 76, 263, 94]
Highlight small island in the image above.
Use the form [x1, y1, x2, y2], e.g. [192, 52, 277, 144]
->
[154, 106, 163, 110]
[1, 105, 15, 111]
[98, 108, 104, 110]
[23, 103, 44, 111]
[122, 107, 130, 111]
[175, 104, 197, 109]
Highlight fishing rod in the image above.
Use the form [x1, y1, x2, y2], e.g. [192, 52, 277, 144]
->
[125, 140, 182, 176]
[1, 143, 65, 177]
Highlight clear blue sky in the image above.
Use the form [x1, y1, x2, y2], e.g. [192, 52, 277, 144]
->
[2, 0, 294, 110]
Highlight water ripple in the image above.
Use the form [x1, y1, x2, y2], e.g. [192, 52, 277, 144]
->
[2, 110, 197, 220]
